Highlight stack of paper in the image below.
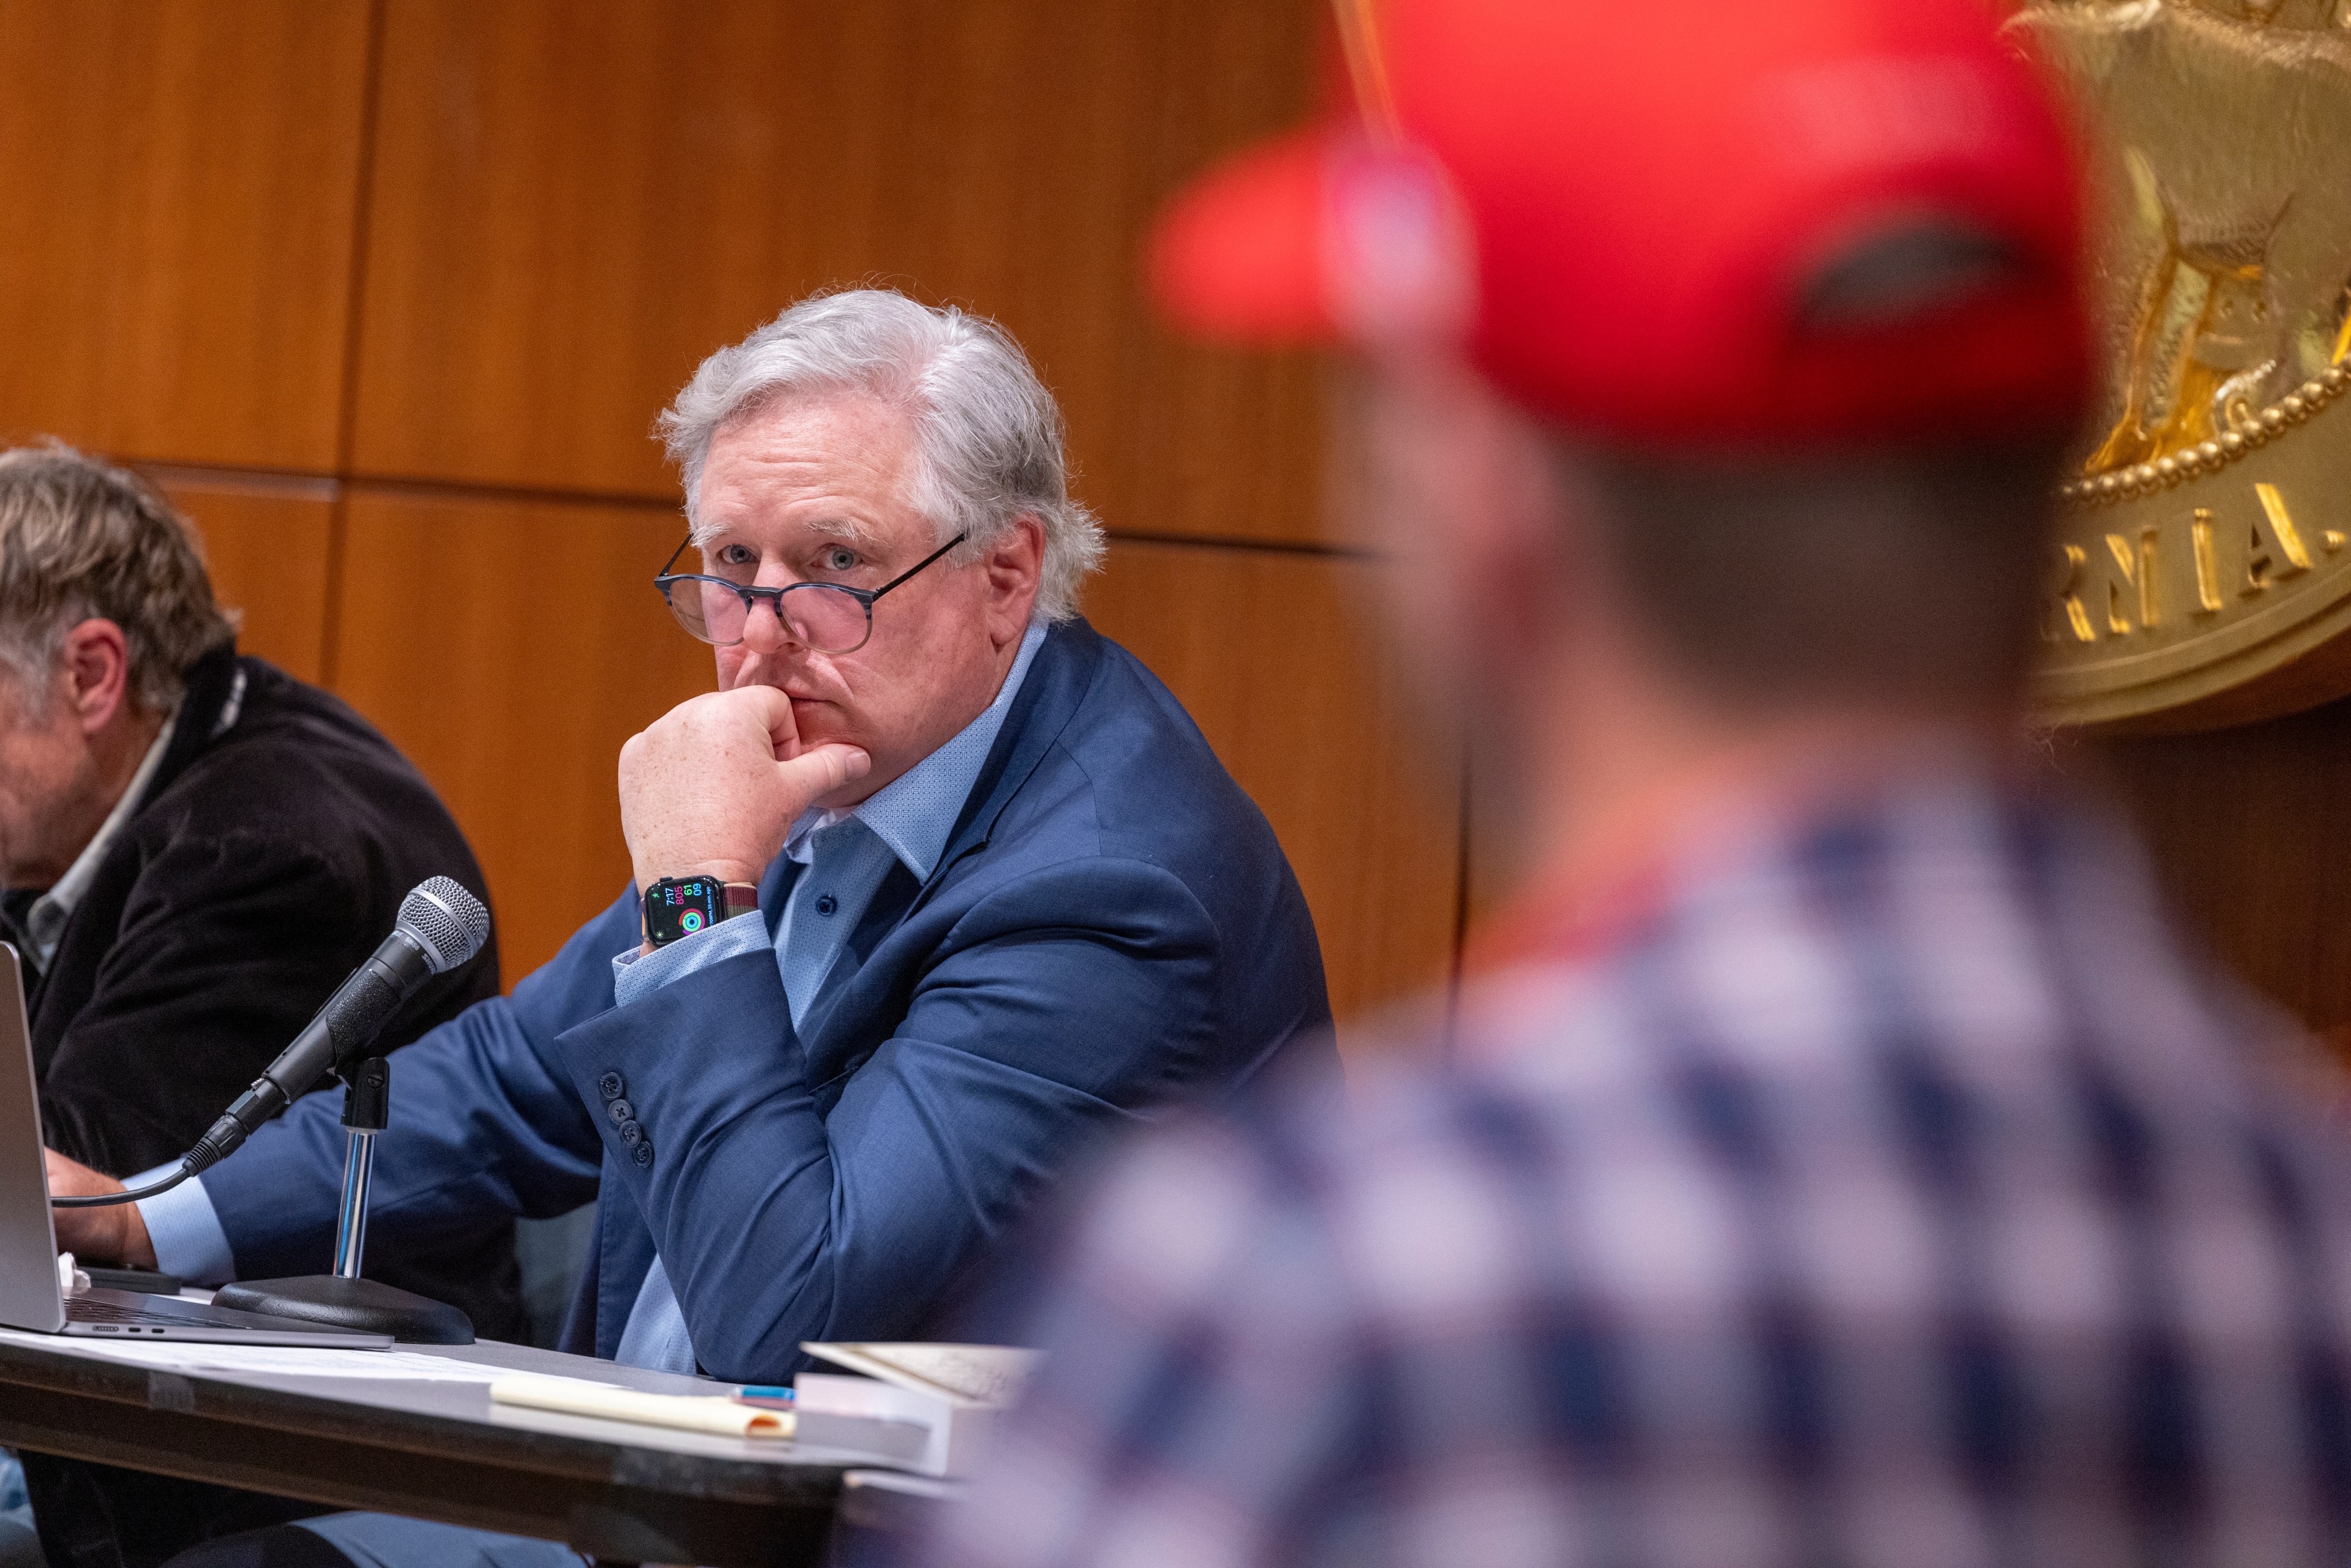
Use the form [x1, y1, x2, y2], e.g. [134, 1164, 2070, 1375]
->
[794, 1342, 1041, 1476]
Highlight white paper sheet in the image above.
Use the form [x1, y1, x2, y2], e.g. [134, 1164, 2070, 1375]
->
[0, 1332, 614, 1386]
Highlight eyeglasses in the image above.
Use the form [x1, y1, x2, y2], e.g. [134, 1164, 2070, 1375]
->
[653, 533, 967, 653]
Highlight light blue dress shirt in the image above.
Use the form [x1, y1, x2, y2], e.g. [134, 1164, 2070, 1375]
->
[136, 625, 1044, 1377]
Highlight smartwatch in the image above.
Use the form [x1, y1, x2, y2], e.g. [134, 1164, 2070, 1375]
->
[640, 876, 760, 948]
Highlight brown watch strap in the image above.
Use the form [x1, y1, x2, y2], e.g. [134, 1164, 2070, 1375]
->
[722, 882, 760, 917]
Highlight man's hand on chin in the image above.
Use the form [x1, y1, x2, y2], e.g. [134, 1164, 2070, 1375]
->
[618, 684, 872, 893]
[43, 1148, 158, 1270]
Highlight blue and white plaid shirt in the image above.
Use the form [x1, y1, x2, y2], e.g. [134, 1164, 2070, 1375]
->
[936, 757, 2351, 1568]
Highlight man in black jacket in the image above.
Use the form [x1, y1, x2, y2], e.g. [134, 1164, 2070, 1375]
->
[0, 443, 518, 1562]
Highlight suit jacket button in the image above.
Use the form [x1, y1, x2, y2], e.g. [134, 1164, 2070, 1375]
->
[618, 1119, 644, 1147]
[632, 1141, 654, 1168]
[606, 1098, 634, 1125]
[597, 1071, 626, 1101]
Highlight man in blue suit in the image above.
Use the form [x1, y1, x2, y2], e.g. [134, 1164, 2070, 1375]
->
[45, 288, 1332, 1567]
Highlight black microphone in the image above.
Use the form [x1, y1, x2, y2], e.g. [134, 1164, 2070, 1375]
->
[53, 878, 491, 1208]
[192, 877, 490, 1171]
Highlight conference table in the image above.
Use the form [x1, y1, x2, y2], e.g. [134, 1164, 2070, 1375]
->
[0, 1316, 950, 1566]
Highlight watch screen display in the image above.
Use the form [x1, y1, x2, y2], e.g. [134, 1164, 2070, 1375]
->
[645, 876, 724, 947]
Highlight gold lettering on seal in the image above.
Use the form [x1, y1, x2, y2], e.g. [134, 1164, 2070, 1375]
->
[2052, 543, 2095, 643]
[2115, 526, 2161, 631]
[2244, 482, 2315, 596]
[2192, 509, 2224, 614]
[2051, 527, 2162, 642]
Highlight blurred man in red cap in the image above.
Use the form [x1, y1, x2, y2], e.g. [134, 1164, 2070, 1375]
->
[928, 0, 2351, 1562]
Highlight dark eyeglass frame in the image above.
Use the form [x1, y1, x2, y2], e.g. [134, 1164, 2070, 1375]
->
[653, 531, 969, 653]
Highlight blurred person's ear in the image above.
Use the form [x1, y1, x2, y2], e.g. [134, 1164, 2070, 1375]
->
[1327, 355, 1601, 693]
[56, 620, 132, 737]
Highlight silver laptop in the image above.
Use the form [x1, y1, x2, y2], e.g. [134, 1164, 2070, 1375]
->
[0, 943, 392, 1345]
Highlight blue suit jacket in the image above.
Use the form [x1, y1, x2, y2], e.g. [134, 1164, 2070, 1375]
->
[203, 621, 1334, 1379]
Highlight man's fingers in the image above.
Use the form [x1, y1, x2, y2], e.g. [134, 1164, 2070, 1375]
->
[727, 683, 800, 753]
[776, 742, 871, 800]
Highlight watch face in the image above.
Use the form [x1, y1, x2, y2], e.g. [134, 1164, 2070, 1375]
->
[645, 876, 724, 946]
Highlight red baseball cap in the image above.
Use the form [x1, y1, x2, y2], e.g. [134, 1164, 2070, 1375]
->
[1150, 0, 2092, 448]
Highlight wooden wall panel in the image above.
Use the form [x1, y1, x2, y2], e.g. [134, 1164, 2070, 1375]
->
[2092, 701, 2351, 1035]
[152, 477, 337, 686]
[350, 0, 1327, 544]
[0, 0, 371, 470]
[332, 491, 713, 981]
[1082, 541, 1462, 1027]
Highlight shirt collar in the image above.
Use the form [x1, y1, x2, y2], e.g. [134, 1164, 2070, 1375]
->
[25, 712, 179, 966]
[784, 621, 1048, 880]
[1463, 724, 2017, 983]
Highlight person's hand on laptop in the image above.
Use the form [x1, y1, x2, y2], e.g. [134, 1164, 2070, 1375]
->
[42, 1149, 157, 1269]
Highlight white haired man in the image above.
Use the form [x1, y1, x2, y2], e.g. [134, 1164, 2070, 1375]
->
[47, 289, 1334, 1568]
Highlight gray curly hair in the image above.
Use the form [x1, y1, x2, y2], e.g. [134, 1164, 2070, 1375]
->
[656, 290, 1105, 622]
[0, 443, 236, 713]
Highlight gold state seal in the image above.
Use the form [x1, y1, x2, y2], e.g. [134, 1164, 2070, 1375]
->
[2014, 0, 2351, 730]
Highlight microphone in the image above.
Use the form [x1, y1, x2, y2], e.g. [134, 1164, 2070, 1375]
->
[193, 877, 490, 1171]
[53, 878, 490, 1208]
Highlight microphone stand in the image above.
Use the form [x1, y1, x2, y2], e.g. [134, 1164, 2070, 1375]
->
[331, 1056, 387, 1281]
[212, 1057, 473, 1344]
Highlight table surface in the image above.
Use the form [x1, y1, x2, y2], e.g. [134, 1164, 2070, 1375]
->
[0, 1309, 917, 1566]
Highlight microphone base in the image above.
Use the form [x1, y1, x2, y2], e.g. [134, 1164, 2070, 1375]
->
[214, 1275, 474, 1345]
